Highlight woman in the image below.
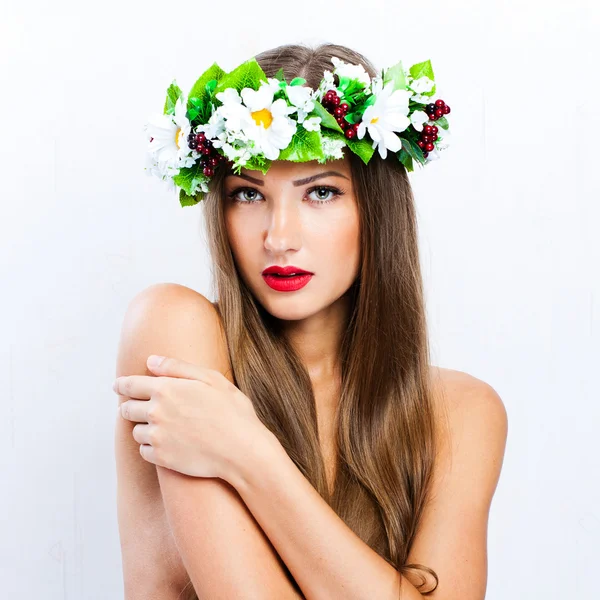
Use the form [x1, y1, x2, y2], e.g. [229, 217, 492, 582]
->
[114, 43, 508, 599]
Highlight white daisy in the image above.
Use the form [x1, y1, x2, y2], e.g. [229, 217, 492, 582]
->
[145, 96, 195, 170]
[356, 82, 412, 159]
[239, 81, 297, 160]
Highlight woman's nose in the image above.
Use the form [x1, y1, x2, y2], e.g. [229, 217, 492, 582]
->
[263, 201, 302, 254]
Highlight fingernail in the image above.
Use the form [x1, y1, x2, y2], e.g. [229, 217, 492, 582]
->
[148, 355, 165, 368]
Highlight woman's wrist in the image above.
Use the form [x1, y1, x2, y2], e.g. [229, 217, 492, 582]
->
[223, 425, 282, 491]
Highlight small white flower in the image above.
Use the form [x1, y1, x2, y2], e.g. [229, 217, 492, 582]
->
[302, 116, 322, 132]
[285, 85, 315, 123]
[409, 75, 435, 94]
[357, 82, 412, 159]
[331, 57, 370, 87]
[316, 70, 336, 101]
[321, 136, 346, 160]
[410, 110, 430, 132]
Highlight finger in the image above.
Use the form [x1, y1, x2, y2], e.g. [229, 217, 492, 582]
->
[132, 423, 154, 445]
[120, 399, 154, 423]
[139, 443, 168, 469]
[113, 374, 159, 399]
[146, 355, 225, 389]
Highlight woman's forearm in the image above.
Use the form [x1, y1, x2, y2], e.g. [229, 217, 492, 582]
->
[226, 431, 424, 600]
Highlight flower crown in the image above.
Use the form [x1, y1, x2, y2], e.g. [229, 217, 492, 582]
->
[144, 56, 452, 207]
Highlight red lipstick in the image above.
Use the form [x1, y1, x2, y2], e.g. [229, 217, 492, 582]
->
[261, 265, 314, 292]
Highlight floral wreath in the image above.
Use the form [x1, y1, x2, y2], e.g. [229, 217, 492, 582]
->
[144, 56, 452, 207]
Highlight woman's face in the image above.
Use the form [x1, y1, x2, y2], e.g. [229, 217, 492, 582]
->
[223, 157, 360, 321]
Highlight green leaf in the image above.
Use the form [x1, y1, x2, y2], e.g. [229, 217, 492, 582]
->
[400, 137, 426, 166]
[274, 68, 285, 81]
[435, 116, 449, 130]
[179, 188, 204, 206]
[310, 101, 344, 133]
[327, 130, 374, 165]
[279, 128, 324, 162]
[398, 149, 414, 172]
[382, 60, 408, 92]
[409, 60, 436, 96]
[345, 135, 375, 164]
[244, 155, 271, 174]
[173, 164, 207, 197]
[164, 81, 183, 115]
[290, 77, 306, 86]
[215, 58, 268, 95]
[188, 63, 226, 110]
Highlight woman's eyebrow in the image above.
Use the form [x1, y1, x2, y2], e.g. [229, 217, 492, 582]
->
[225, 171, 350, 187]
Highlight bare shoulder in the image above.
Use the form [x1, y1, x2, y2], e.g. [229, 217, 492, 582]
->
[401, 367, 508, 596]
[119, 282, 232, 382]
[428, 365, 509, 503]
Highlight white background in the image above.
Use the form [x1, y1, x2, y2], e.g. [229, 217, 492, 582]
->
[1, 0, 599, 597]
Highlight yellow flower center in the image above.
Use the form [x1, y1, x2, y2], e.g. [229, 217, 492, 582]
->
[251, 108, 273, 129]
[174, 127, 184, 148]
[370, 117, 379, 124]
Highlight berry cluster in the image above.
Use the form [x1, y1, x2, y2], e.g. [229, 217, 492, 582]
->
[416, 100, 450, 158]
[187, 131, 227, 177]
[322, 89, 359, 139]
[425, 98, 451, 121]
[416, 124, 439, 158]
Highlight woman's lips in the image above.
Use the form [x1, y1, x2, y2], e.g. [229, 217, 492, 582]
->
[262, 273, 313, 292]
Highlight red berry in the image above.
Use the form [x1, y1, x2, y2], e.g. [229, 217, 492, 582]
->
[426, 103, 436, 113]
[417, 140, 425, 149]
[423, 151, 429, 158]
[443, 105, 451, 114]
[435, 99, 445, 108]
[203, 167, 214, 177]
[424, 125, 433, 135]
[332, 96, 340, 106]
[201, 146, 211, 155]
[425, 142, 434, 152]
[435, 108, 443, 118]
[209, 157, 219, 166]
[422, 135, 431, 143]
[340, 103, 349, 114]
[326, 89, 337, 97]
[334, 107, 344, 117]
[431, 125, 438, 134]
[345, 128, 356, 139]
[196, 132, 206, 143]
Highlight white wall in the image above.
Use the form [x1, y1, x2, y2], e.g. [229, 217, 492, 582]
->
[1, 0, 598, 597]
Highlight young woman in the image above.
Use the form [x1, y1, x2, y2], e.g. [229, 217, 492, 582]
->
[114, 43, 508, 599]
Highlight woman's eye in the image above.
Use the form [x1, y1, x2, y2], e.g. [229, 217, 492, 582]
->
[307, 186, 340, 203]
[229, 188, 263, 203]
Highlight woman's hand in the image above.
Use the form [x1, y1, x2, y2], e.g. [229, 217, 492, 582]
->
[114, 354, 267, 482]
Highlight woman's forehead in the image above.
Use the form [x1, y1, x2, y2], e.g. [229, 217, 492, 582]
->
[228, 157, 351, 183]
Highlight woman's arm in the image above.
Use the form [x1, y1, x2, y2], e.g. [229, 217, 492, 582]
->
[224, 373, 508, 600]
[114, 309, 191, 597]
[116, 282, 303, 599]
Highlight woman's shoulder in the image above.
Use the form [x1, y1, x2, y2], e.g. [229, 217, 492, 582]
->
[124, 283, 232, 378]
[428, 365, 508, 458]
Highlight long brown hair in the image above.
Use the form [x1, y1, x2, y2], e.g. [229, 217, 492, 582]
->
[183, 42, 446, 599]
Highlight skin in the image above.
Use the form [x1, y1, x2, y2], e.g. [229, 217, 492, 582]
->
[223, 156, 360, 467]
[223, 156, 358, 382]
